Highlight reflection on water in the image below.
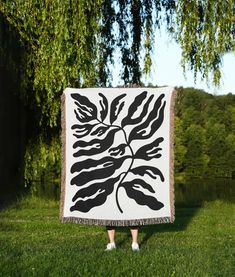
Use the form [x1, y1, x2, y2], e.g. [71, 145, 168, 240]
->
[175, 178, 235, 206]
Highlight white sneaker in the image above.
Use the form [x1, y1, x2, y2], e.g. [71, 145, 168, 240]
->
[131, 242, 140, 251]
[105, 242, 116, 251]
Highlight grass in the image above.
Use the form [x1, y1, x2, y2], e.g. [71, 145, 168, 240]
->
[0, 196, 234, 277]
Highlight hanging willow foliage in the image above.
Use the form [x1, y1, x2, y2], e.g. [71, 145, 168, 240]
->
[0, 0, 234, 192]
[176, 0, 235, 85]
[0, 0, 103, 127]
[1, 0, 234, 126]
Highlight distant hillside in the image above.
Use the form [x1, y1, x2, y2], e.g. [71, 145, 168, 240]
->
[174, 87, 235, 178]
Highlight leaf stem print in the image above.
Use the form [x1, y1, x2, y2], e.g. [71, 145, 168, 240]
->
[70, 92, 165, 213]
[114, 127, 134, 213]
[96, 118, 135, 213]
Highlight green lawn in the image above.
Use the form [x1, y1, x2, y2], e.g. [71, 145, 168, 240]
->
[0, 196, 234, 277]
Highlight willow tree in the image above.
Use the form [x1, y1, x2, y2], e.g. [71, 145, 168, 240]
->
[0, 0, 234, 191]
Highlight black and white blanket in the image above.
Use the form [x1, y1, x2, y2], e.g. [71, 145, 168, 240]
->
[60, 87, 176, 226]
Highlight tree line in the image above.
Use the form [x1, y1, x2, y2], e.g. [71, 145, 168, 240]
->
[175, 87, 235, 178]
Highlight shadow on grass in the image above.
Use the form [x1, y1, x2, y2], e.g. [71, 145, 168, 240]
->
[115, 204, 200, 247]
[115, 178, 235, 247]
[140, 205, 200, 247]
[0, 186, 28, 211]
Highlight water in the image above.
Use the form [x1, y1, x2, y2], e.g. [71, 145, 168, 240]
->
[175, 178, 235, 206]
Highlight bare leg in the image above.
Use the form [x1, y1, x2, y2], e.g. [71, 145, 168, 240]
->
[107, 229, 116, 243]
[130, 228, 138, 243]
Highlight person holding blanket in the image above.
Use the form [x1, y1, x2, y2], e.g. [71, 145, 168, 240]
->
[105, 226, 139, 251]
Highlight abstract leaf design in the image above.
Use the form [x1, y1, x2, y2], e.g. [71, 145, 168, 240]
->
[71, 123, 98, 138]
[70, 156, 131, 186]
[90, 125, 110, 136]
[130, 166, 165, 182]
[135, 137, 164, 160]
[122, 182, 164, 210]
[121, 91, 155, 127]
[109, 144, 127, 156]
[128, 94, 165, 142]
[71, 93, 97, 122]
[70, 175, 122, 212]
[72, 128, 119, 157]
[70, 91, 166, 214]
[110, 94, 126, 124]
[121, 179, 155, 193]
[99, 93, 108, 122]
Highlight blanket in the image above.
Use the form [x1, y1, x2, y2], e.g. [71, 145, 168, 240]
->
[60, 87, 177, 226]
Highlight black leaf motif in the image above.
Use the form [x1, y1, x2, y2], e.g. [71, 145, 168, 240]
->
[70, 90, 167, 214]
[130, 166, 165, 182]
[70, 175, 122, 212]
[90, 126, 110, 137]
[128, 94, 165, 142]
[70, 156, 131, 186]
[99, 93, 108, 121]
[122, 183, 164, 210]
[71, 123, 98, 138]
[71, 93, 97, 122]
[72, 128, 119, 157]
[109, 144, 127, 156]
[110, 94, 126, 124]
[121, 91, 154, 127]
[72, 175, 122, 201]
[121, 179, 155, 193]
[135, 137, 164, 161]
[70, 192, 109, 213]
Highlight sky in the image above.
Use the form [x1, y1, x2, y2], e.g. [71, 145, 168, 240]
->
[112, 29, 235, 95]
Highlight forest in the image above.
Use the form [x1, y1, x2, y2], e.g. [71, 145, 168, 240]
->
[175, 87, 235, 179]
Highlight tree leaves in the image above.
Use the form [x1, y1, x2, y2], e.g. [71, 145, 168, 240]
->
[110, 94, 126, 124]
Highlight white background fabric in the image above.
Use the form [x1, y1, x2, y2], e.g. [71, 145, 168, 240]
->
[61, 87, 174, 223]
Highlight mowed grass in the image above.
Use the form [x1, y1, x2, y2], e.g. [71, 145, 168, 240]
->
[0, 196, 234, 277]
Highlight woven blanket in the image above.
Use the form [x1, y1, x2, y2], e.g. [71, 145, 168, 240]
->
[60, 87, 176, 226]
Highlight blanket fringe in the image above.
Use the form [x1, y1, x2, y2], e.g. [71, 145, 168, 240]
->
[169, 88, 177, 223]
[59, 92, 66, 221]
[61, 216, 173, 226]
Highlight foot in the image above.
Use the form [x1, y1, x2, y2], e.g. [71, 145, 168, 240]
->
[131, 242, 139, 251]
[105, 242, 116, 251]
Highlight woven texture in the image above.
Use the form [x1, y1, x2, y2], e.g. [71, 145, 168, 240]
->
[60, 87, 177, 226]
